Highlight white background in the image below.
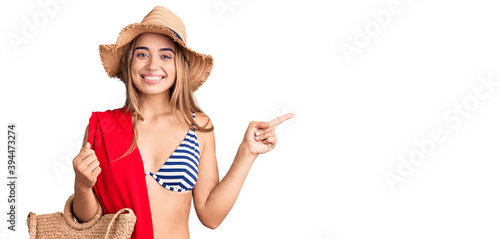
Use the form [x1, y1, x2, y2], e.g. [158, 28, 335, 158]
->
[1, 0, 500, 238]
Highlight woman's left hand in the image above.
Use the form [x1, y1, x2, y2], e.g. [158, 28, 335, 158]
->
[242, 113, 295, 157]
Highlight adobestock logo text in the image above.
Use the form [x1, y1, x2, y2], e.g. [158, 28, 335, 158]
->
[384, 74, 499, 192]
[7, 0, 70, 53]
[340, 0, 416, 64]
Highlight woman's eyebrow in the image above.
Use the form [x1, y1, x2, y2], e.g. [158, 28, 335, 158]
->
[160, 48, 174, 53]
[135, 46, 174, 53]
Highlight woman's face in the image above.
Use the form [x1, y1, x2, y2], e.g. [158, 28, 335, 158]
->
[131, 33, 176, 96]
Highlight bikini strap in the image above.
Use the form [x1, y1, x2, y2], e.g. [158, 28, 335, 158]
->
[191, 111, 195, 128]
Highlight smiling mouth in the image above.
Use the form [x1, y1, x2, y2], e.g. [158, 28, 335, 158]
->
[141, 75, 165, 83]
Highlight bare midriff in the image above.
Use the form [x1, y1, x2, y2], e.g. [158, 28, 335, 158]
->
[145, 176, 192, 239]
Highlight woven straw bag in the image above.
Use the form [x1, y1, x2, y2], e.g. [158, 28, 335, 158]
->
[26, 194, 136, 239]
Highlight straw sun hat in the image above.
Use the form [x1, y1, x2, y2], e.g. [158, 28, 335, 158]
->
[99, 6, 213, 92]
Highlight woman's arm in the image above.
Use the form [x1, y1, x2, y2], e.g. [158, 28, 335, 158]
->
[193, 113, 294, 229]
[72, 124, 101, 222]
[193, 127, 256, 229]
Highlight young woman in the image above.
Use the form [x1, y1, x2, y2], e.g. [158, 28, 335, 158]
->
[71, 6, 294, 239]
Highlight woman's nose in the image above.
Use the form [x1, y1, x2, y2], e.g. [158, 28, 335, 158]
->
[146, 57, 159, 71]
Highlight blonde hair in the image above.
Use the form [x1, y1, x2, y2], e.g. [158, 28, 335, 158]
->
[115, 35, 213, 161]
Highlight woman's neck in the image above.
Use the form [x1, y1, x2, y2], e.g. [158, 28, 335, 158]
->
[137, 91, 173, 120]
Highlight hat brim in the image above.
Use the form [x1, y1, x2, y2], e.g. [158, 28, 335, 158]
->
[99, 23, 213, 92]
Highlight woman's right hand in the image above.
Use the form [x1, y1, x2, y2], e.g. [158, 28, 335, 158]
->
[73, 142, 101, 192]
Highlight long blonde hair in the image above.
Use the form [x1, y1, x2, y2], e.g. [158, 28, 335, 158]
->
[115, 35, 213, 161]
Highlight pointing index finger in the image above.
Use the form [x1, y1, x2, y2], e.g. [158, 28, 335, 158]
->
[268, 113, 295, 126]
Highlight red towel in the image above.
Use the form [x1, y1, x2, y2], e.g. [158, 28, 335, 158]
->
[87, 106, 154, 239]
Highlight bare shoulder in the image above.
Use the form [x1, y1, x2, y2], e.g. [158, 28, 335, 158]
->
[194, 111, 213, 130]
[194, 111, 214, 149]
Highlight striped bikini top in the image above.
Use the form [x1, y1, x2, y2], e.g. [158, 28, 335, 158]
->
[145, 112, 200, 192]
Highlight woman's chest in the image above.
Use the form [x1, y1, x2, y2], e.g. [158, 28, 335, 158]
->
[136, 121, 190, 173]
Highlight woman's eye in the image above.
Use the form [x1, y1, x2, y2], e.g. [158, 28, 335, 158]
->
[137, 53, 148, 58]
[161, 55, 172, 59]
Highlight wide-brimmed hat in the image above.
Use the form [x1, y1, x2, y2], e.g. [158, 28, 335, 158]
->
[99, 6, 213, 92]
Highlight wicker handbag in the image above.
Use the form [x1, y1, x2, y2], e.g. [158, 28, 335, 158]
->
[26, 194, 136, 239]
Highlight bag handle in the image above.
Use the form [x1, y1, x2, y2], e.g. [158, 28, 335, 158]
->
[63, 194, 103, 230]
[104, 208, 135, 239]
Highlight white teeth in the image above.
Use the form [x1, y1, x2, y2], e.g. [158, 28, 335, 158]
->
[143, 76, 163, 81]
